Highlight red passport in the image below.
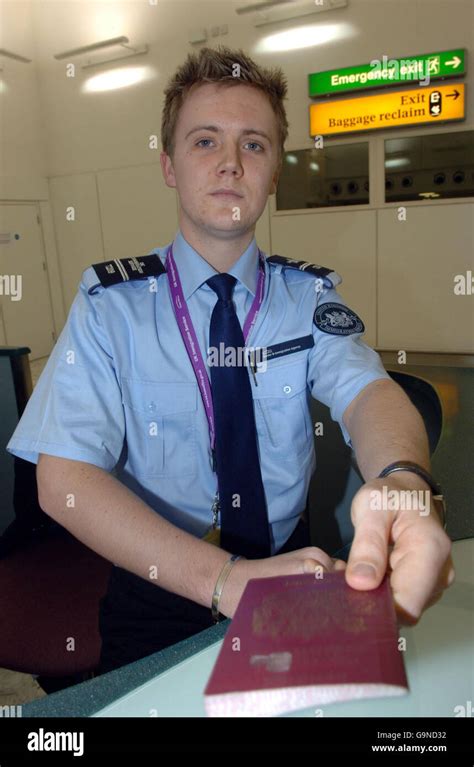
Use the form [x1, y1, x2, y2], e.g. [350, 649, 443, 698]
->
[204, 571, 408, 717]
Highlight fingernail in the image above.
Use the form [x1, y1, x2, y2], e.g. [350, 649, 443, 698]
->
[447, 569, 455, 586]
[351, 563, 377, 580]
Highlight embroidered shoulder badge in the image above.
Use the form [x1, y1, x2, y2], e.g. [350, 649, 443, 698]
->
[314, 302, 365, 336]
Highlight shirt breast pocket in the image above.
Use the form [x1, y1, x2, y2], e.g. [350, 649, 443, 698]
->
[252, 359, 312, 463]
[121, 378, 197, 478]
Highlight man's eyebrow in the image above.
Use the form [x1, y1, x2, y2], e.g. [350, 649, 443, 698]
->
[185, 125, 272, 143]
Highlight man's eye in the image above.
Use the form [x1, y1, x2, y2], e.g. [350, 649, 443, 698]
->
[195, 139, 264, 151]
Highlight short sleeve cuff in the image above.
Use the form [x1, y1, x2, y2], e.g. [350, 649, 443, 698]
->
[6, 439, 117, 471]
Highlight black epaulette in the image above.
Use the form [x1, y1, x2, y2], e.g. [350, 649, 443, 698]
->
[267, 255, 341, 289]
[88, 254, 166, 295]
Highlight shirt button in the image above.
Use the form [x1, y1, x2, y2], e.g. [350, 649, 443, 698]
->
[148, 401, 157, 412]
[283, 385, 292, 394]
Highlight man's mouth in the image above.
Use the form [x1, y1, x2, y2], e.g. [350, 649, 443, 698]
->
[210, 189, 244, 199]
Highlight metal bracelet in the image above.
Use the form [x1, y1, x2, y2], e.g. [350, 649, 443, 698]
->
[211, 554, 243, 623]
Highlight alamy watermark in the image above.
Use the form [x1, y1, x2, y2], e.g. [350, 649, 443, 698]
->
[27, 728, 84, 757]
[0, 274, 22, 301]
[370, 486, 431, 515]
[207, 344, 267, 371]
[369, 55, 432, 87]
[0, 704, 22, 717]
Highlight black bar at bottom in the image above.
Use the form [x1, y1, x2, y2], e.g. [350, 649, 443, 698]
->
[0, 716, 472, 762]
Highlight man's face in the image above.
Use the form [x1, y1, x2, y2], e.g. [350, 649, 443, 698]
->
[161, 82, 281, 240]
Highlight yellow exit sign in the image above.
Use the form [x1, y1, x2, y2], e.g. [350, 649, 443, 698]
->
[310, 83, 465, 136]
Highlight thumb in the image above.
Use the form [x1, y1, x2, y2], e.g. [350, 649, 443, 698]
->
[346, 487, 391, 590]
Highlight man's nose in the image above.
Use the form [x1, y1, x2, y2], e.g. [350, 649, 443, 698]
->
[216, 142, 243, 173]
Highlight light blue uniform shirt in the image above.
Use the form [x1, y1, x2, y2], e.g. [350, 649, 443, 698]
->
[6, 229, 390, 553]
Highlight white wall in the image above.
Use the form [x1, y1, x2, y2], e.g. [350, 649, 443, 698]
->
[271, 209, 378, 346]
[0, 0, 66, 335]
[377, 203, 474, 352]
[0, 0, 473, 352]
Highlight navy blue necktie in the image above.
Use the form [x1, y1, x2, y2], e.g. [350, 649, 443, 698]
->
[207, 273, 271, 559]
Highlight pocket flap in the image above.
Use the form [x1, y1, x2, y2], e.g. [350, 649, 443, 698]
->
[121, 379, 197, 415]
[252, 361, 307, 399]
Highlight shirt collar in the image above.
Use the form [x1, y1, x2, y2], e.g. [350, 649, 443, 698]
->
[169, 229, 260, 300]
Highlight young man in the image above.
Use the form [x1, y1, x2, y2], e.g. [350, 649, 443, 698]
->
[7, 47, 453, 675]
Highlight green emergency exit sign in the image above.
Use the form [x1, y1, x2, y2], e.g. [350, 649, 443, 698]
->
[309, 49, 466, 97]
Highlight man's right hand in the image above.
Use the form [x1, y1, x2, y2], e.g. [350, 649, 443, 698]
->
[218, 547, 347, 619]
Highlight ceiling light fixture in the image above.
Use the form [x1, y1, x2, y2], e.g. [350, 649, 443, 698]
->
[54, 36, 130, 60]
[236, 0, 348, 28]
[236, 0, 295, 13]
[53, 36, 148, 70]
[0, 48, 32, 65]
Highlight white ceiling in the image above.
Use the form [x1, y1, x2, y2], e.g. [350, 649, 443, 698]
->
[0, 0, 346, 64]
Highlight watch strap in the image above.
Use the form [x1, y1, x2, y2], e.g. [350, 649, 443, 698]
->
[377, 461, 447, 530]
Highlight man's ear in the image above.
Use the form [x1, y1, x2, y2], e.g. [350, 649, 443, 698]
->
[160, 151, 177, 189]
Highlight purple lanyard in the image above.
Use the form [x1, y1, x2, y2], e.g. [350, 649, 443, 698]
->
[166, 243, 265, 455]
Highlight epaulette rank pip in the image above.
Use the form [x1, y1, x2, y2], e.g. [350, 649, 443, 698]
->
[267, 255, 341, 289]
[88, 254, 166, 295]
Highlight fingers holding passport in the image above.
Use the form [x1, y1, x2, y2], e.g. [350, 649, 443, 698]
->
[299, 548, 347, 575]
[257, 546, 347, 580]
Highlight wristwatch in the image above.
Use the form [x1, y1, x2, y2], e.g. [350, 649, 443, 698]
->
[377, 461, 447, 530]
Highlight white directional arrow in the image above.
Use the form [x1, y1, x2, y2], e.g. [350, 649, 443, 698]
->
[445, 56, 462, 69]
